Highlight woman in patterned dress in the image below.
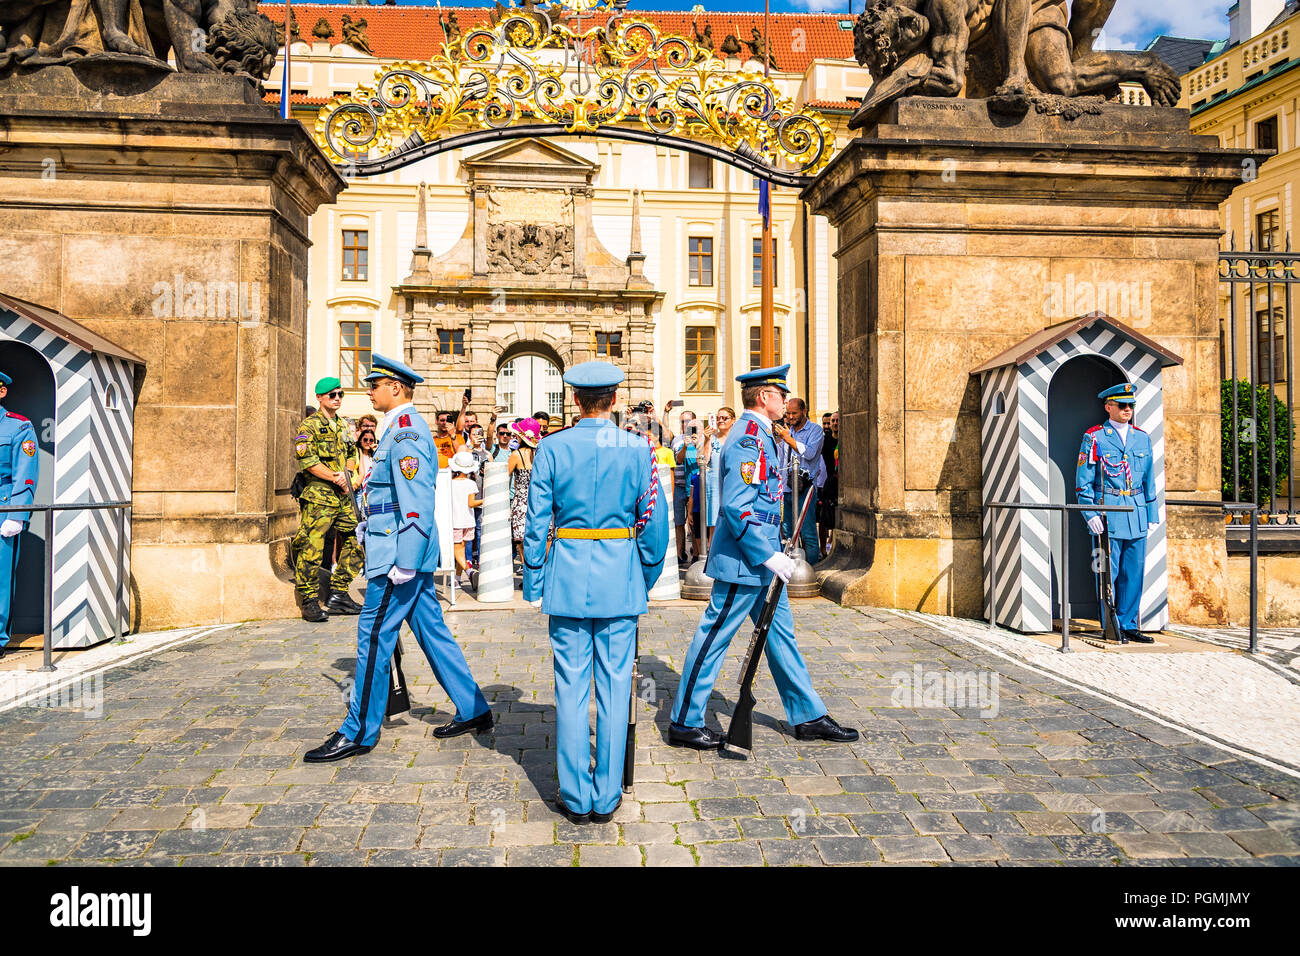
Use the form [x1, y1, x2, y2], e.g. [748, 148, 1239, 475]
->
[508, 417, 541, 568]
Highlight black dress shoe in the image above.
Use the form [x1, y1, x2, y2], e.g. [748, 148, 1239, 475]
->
[668, 723, 725, 750]
[1125, 630, 1155, 644]
[554, 789, 590, 825]
[304, 732, 373, 763]
[301, 600, 328, 623]
[0, 646, 6, 661]
[591, 796, 621, 824]
[794, 715, 859, 742]
[326, 593, 363, 615]
[433, 709, 494, 738]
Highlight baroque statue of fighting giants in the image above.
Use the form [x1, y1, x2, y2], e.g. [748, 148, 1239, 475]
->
[850, 0, 1182, 128]
[0, 0, 279, 89]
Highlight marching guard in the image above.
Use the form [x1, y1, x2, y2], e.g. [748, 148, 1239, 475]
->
[523, 361, 668, 823]
[668, 365, 857, 749]
[1076, 383, 1160, 644]
[0, 370, 37, 661]
[305, 353, 492, 762]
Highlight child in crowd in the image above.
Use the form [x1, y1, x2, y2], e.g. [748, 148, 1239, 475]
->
[449, 450, 482, 589]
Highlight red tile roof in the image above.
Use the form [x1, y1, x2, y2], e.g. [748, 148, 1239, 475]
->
[258, 4, 856, 73]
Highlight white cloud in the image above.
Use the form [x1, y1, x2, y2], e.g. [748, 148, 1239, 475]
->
[1097, 0, 1232, 50]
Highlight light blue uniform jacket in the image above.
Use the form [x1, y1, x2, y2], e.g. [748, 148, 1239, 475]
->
[1075, 422, 1160, 541]
[705, 410, 783, 586]
[362, 405, 440, 577]
[522, 418, 668, 618]
[0, 407, 38, 523]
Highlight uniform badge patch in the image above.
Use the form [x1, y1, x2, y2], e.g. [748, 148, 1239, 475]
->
[739, 436, 759, 450]
[399, 456, 419, 480]
[21, 439, 35, 457]
[741, 461, 755, 484]
[745, 420, 758, 436]
[295, 440, 308, 456]
[398, 414, 411, 428]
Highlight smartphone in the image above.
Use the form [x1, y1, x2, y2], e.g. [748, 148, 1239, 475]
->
[708, 413, 716, 429]
[667, 399, 684, 409]
[463, 388, 472, 402]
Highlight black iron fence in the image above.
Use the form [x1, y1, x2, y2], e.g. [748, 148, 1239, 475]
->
[1219, 240, 1297, 526]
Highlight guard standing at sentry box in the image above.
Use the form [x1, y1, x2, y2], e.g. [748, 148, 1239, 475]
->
[304, 353, 492, 762]
[522, 361, 668, 824]
[1075, 382, 1161, 644]
[0, 370, 37, 662]
[668, 365, 858, 750]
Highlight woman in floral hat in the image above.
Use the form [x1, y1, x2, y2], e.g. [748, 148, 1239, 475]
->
[508, 417, 541, 570]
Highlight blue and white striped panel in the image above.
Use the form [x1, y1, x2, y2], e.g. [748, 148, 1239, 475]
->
[0, 308, 135, 648]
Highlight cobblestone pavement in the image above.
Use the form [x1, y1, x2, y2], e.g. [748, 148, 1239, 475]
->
[901, 611, 1300, 775]
[1, 602, 1298, 867]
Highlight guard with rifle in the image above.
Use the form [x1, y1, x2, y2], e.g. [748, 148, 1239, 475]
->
[291, 376, 364, 622]
[1076, 383, 1161, 645]
[522, 361, 668, 824]
[668, 365, 858, 750]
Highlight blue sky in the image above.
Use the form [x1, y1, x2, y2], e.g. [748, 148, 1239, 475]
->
[372, 0, 1233, 48]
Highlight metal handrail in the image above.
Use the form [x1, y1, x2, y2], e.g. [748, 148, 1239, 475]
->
[0, 500, 133, 673]
[1166, 499, 1259, 653]
[985, 501, 1135, 653]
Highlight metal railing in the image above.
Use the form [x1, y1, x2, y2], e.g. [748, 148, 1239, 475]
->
[0, 500, 132, 673]
[986, 501, 1134, 653]
[987, 498, 1261, 655]
[1219, 241, 1297, 526]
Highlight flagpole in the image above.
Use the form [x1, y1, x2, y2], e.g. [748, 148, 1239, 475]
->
[760, 0, 775, 368]
[280, 0, 293, 120]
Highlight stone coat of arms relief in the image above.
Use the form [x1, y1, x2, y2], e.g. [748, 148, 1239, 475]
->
[485, 186, 576, 275]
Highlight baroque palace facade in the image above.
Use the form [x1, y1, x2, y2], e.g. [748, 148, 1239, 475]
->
[260, 2, 866, 422]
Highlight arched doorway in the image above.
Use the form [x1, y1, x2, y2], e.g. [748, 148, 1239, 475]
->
[496, 342, 565, 423]
[0, 340, 55, 636]
[1047, 354, 1126, 623]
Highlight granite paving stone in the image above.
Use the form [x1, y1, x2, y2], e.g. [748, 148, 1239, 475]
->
[0, 604, 1294, 866]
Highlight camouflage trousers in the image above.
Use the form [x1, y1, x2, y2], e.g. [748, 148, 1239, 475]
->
[293, 495, 362, 600]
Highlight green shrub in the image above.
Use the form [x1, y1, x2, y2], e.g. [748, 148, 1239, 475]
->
[1221, 379, 1293, 506]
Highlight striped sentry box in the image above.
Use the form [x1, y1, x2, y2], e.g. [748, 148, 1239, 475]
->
[476, 461, 514, 603]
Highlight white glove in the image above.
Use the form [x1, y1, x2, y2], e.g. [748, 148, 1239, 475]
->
[528, 598, 542, 609]
[387, 566, 416, 586]
[0, 519, 21, 538]
[354, 520, 367, 546]
[1087, 516, 1105, 535]
[763, 552, 796, 584]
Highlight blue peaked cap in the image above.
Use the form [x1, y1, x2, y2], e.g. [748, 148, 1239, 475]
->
[563, 360, 624, 390]
[364, 352, 424, 386]
[1098, 383, 1137, 404]
[736, 363, 791, 392]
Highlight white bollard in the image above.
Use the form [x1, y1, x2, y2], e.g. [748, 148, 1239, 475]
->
[476, 461, 514, 603]
[436, 467, 456, 603]
[649, 464, 680, 601]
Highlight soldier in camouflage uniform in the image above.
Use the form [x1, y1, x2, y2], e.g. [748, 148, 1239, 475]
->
[293, 377, 364, 622]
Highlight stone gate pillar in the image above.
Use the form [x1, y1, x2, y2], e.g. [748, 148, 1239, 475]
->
[803, 98, 1259, 626]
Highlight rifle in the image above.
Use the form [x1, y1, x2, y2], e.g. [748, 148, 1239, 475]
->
[623, 625, 639, 793]
[1095, 519, 1127, 645]
[724, 486, 815, 754]
[342, 467, 413, 712]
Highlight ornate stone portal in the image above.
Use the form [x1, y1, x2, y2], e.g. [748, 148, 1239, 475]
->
[397, 139, 661, 418]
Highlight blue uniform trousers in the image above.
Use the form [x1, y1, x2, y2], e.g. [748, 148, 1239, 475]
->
[0, 534, 18, 647]
[672, 582, 825, 729]
[549, 615, 636, 816]
[1097, 534, 1147, 633]
[340, 571, 489, 746]
[781, 485, 821, 563]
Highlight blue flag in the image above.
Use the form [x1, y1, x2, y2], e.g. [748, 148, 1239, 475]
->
[279, 3, 292, 120]
[758, 179, 770, 228]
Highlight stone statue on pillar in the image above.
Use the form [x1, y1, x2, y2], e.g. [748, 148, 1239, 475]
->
[849, 0, 1182, 130]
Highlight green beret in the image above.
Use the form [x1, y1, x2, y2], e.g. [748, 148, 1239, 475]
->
[314, 376, 342, 396]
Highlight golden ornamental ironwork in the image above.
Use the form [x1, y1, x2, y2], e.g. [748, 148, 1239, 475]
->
[311, 0, 834, 182]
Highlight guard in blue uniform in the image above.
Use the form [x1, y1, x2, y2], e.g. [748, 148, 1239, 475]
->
[523, 361, 668, 823]
[668, 365, 857, 749]
[305, 353, 492, 762]
[1076, 382, 1161, 644]
[0, 370, 37, 661]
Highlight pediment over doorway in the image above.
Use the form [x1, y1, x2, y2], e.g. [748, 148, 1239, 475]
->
[462, 138, 599, 187]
